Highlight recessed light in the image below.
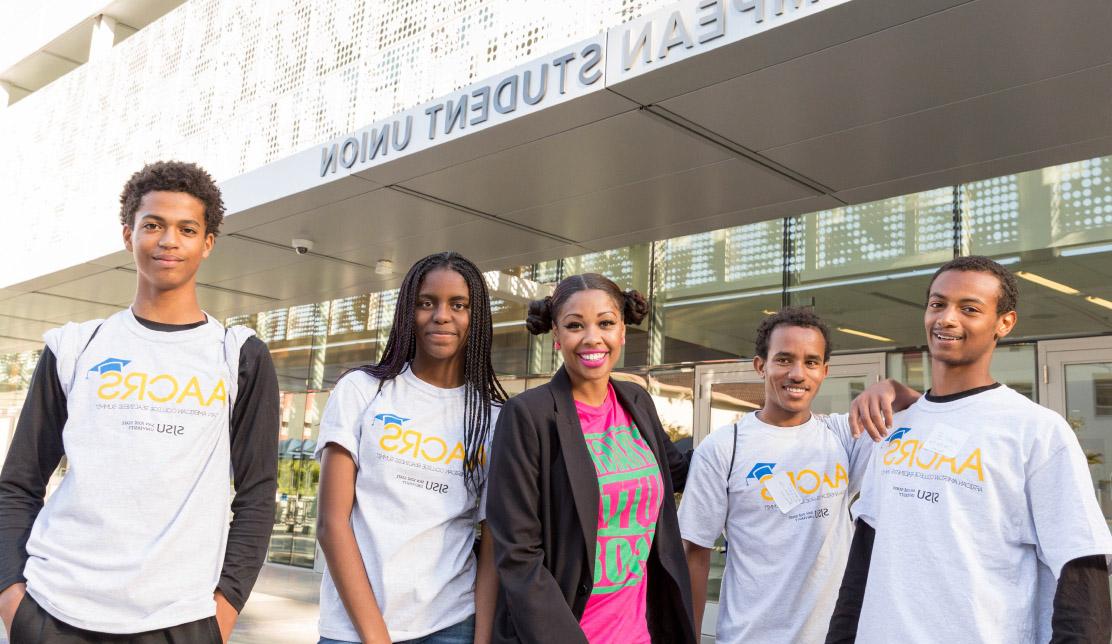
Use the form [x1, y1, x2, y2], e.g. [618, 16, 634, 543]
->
[1015, 271, 1080, 295]
[1085, 296, 1112, 311]
[836, 327, 893, 343]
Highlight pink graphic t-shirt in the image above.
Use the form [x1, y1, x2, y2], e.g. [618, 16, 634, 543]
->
[575, 384, 664, 644]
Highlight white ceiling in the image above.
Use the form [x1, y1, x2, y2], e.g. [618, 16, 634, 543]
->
[3, 0, 1111, 353]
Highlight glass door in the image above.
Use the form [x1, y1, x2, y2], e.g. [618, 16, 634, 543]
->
[268, 390, 328, 568]
[690, 353, 886, 640]
[1038, 337, 1112, 530]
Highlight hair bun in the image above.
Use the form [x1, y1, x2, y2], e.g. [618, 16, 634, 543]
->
[525, 296, 554, 335]
[622, 289, 649, 325]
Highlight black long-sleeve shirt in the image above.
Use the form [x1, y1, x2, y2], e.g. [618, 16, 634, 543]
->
[0, 317, 279, 613]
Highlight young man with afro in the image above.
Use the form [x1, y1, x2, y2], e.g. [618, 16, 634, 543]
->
[0, 161, 279, 642]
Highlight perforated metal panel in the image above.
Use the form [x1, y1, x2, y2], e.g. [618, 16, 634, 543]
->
[1054, 157, 1112, 238]
[0, 0, 674, 284]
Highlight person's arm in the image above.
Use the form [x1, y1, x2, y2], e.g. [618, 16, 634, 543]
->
[683, 540, 711, 636]
[848, 379, 921, 441]
[473, 523, 497, 644]
[826, 519, 875, 643]
[486, 397, 588, 643]
[317, 444, 391, 644]
[0, 349, 67, 636]
[214, 338, 279, 641]
[1050, 555, 1111, 641]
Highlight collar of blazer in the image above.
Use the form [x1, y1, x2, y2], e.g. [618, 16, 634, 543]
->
[546, 366, 666, 581]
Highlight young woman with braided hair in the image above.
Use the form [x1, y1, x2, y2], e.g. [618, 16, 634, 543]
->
[314, 252, 507, 644]
[486, 273, 696, 644]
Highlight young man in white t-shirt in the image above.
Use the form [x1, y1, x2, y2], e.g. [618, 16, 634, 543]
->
[827, 256, 1112, 643]
[0, 162, 279, 643]
[679, 308, 920, 644]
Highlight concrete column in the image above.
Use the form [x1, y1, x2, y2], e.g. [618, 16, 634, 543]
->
[89, 14, 118, 61]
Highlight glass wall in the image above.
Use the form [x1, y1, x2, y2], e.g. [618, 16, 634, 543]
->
[888, 344, 1039, 401]
[964, 156, 1112, 341]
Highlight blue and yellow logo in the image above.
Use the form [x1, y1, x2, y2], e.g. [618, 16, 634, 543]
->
[882, 425, 984, 481]
[375, 411, 477, 465]
[91, 356, 227, 407]
[745, 460, 847, 502]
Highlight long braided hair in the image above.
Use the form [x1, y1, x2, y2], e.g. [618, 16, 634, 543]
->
[353, 252, 507, 496]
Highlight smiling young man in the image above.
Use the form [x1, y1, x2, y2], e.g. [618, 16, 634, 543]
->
[678, 308, 920, 644]
[0, 161, 279, 643]
[827, 256, 1112, 644]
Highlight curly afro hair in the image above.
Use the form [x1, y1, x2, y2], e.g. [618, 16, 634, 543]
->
[927, 255, 1018, 314]
[754, 307, 832, 362]
[119, 161, 225, 237]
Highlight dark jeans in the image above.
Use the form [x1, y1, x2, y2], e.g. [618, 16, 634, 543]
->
[9, 593, 221, 643]
[319, 614, 475, 644]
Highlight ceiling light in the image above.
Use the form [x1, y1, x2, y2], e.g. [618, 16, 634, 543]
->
[761, 309, 777, 315]
[374, 259, 393, 275]
[1085, 296, 1112, 311]
[1015, 271, 1079, 295]
[836, 327, 893, 342]
[1061, 242, 1112, 257]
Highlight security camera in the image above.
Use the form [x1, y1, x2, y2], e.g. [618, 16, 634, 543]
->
[292, 238, 314, 255]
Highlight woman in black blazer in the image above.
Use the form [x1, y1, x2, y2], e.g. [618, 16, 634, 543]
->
[485, 273, 695, 644]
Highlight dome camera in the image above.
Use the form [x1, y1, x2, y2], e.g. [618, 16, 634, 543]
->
[292, 238, 314, 255]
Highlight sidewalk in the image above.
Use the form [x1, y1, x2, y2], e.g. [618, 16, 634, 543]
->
[231, 563, 322, 644]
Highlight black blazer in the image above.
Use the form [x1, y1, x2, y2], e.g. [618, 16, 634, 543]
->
[486, 367, 695, 644]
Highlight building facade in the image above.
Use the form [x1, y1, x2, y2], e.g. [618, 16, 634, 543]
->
[2, 0, 1111, 636]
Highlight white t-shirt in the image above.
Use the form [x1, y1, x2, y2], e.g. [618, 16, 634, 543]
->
[678, 412, 871, 644]
[314, 367, 499, 641]
[853, 385, 1112, 644]
[28, 310, 249, 633]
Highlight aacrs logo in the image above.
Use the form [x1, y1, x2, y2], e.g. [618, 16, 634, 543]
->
[90, 357, 228, 407]
[375, 412, 477, 465]
[882, 427, 984, 481]
[745, 461, 848, 502]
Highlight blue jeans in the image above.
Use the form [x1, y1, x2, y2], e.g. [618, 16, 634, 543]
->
[319, 614, 475, 644]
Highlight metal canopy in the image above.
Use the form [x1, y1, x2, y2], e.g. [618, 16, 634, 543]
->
[2, 0, 1110, 352]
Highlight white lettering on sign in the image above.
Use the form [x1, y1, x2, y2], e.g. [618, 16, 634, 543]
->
[606, 0, 847, 82]
[319, 36, 606, 178]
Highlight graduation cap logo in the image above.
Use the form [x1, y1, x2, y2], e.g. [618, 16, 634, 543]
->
[87, 357, 131, 378]
[373, 412, 410, 428]
[886, 427, 912, 442]
[745, 462, 776, 481]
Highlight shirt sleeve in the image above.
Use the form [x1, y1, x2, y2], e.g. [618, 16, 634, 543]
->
[1051, 555, 1111, 642]
[1026, 418, 1112, 577]
[217, 337, 279, 613]
[313, 371, 374, 466]
[477, 405, 501, 523]
[0, 348, 67, 592]
[850, 440, 880, 528]
[677, 429, 730, 549]
[823, 413, 873, 497]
